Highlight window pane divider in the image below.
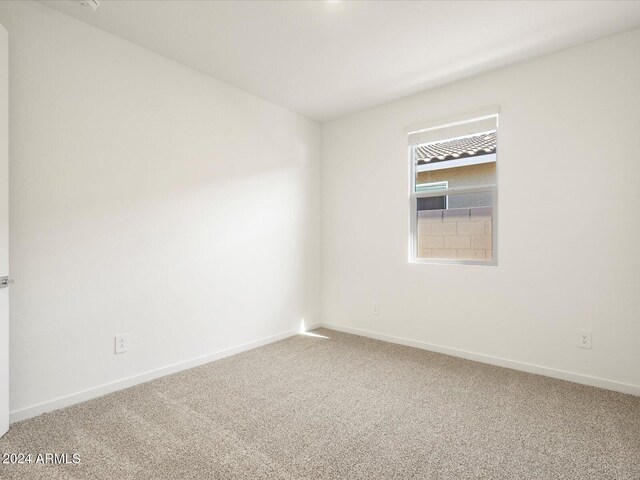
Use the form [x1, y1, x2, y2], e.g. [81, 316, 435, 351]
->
[411, 184, 496, 199]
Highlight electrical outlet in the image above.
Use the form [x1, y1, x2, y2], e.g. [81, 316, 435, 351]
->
[577, 330, 592, 349]
[115, 334, 129, 354]
[372, 304, 380, 316]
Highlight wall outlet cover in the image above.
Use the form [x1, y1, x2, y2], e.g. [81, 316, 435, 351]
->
[115, 334, 129, 354]
[577, 330, 592, 349]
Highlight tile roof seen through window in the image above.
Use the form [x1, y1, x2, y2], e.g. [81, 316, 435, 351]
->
[416, 131, 496, 164]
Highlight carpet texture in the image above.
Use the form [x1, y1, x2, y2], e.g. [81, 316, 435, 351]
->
[1, 328, 639, 479]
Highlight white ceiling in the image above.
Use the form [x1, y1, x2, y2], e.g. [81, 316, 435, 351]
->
[41, 0, 640, 122]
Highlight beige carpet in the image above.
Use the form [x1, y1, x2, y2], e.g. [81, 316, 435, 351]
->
[1, 328, 639, 479]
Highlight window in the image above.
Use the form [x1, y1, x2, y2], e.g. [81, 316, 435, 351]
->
[416, 181, 448, 210]
[408, 110, 498, 265]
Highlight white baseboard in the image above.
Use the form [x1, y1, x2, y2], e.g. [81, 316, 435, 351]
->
[11, 321, 637, 424]
[10, 327, 304, 424]
[317, 322, 640, 396]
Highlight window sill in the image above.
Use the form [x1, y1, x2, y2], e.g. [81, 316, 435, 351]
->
[409, 258, 497, 267]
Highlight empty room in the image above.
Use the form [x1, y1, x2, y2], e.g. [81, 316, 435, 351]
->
[0, 0, 639, 478]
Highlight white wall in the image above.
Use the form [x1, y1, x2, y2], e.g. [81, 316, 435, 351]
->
[1, 1, 638, 421]
[321, 28, 640, 392]
[0, 23, 8, 435]
[0, 1, 320, 417]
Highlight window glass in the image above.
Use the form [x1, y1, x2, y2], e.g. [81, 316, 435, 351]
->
[416, 191, 494, 262]
[409, 115, 498, 264]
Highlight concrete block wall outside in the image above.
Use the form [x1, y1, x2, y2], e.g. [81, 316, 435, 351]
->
[417, 207, 493, 261]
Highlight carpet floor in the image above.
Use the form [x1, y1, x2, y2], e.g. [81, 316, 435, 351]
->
[1, 328, 639, 479]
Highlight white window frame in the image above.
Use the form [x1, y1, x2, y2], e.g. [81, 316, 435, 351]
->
[408, 112, 499, 267]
